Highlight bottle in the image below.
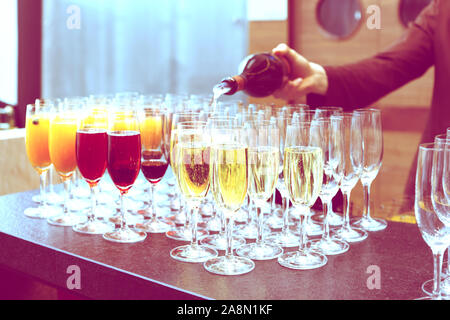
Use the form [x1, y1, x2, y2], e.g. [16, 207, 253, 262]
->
[216, 53, 290, 98]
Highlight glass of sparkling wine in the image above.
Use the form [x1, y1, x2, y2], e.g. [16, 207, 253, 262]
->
[204, 123, 254, 275]
[236, 120, 284, 260]
[278, 120, 328, 269]
[170, 122, 218, 263]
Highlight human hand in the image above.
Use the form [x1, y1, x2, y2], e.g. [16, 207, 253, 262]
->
[272, 43, 328, 103]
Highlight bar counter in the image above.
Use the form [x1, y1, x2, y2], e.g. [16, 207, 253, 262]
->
[0, 189, 431, 300]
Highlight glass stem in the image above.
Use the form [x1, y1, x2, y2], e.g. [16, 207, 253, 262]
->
[39, 170, 48, 209]
[256, 206, 264, 245]
[225, 215, 234, 259]
[120, 192, 127, 230]
[282, 195, 289, 234]
[432, 249, 445, 300]
[342, 190, 351, 230]
[150, 184, 157, 221]
[297, 207, 307, 252]
[322, 200, 331, 241]
[363, 183, 372, 220]
[89, 184, 98, 222]
[190, 206, 199, 247]
[62, 176, 72, 216]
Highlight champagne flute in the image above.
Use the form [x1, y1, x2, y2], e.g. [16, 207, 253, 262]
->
[24, 103, 60, 219]
[265, 114, 299, 247]
[422, 134, 450, 297]
[165, 115, 208, 241]
[135, 103, 174, 233]
[351, 109, 387, 232]
[309, 117, 349, 255]
[73, 105, 115, 234]
[312, 107, 344, 227]
[103, 102, 147, 243]
[236, 121, 284, 260]
[278, 121, 328, 269]
[170, 122, 218, 262]
[47, 102, 85, 227]
[415, 143, 450, 300]
[204, 125, 255, 275]
[333, 113, 368, 242]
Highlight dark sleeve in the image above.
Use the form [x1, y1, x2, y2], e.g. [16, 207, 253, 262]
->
[307, 1, 437, 111]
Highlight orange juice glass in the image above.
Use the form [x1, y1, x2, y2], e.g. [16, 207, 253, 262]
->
[24, 103, 60, 219]
[47, 102, 85, 227]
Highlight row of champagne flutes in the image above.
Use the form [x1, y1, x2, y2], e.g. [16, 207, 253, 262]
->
[415, 128, 450, 300]
[167, 103, 388, 275]
[24, 93, 387, 276]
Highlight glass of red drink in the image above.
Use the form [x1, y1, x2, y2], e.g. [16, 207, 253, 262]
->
[103, 102, 147, 243]
[73, 104, 115, 234]
[135, 99, 174, 233]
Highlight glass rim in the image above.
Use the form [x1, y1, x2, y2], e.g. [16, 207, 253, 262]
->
[419, 142, 443, 151]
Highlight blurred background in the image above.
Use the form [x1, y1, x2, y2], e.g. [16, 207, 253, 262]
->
[0, 0, 434, 223]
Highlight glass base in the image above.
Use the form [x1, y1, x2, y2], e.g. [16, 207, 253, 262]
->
[309, 237, 350, 256]
[109, 213, 144, 227]
[73, 219, 115, 235]
[278, 250, 328, 270]
[205, 217, 222, 233]
[47, 212, 86, 227]
[236, 242, 284, 261]
[422, 277, 450, 298]
[311, 210, 343, 227]
[333, 226, 368, 243]
[24, 206, 61, 219]
[170, 244, 218, 263]
[265, 230, 300, 248]
[352, 216, 388, 232]
[135, 218, 174, 234]
[103, 228, 147, 243]
[165, 226, 208, 242]
[234, 223, 271, 240]
[200, 234, 246, 251]
[204, 255, 255, 276]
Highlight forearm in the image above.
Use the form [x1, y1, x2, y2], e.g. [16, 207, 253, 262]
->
[308, 2, 436, 110]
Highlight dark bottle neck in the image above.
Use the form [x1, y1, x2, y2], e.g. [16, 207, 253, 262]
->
[221, 75, 246, 96]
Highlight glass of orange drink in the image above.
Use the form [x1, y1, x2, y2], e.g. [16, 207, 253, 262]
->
[25, 103, 61, 218]
[47, 101, 86, 227]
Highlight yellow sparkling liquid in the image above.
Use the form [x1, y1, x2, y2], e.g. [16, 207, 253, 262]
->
[178, 144, 210, 202]
[284, 146, 323, 207]
[25, 114, 51, 173]
[211, 144, 248, 214]
[49, 116, 78, 177]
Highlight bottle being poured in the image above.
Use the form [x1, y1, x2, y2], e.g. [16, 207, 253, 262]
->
[213, 52, 291, 105]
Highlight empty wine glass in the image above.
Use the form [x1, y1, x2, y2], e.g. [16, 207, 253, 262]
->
[333, 113, 368, 243]
[351, 109, 387, 232]
[415, 143, 450, 300]
[278, 121, 328, 270]
[170, 122, 218, 263]
[309, 117, 349, 255]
